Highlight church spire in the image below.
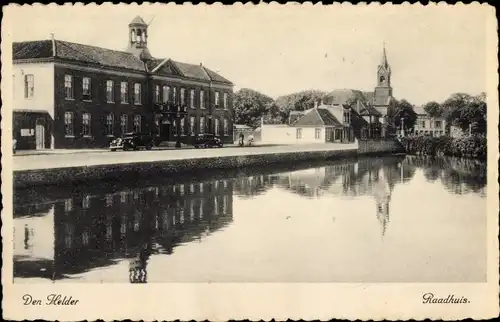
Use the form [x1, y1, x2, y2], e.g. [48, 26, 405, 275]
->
[381, 42, 389, 68]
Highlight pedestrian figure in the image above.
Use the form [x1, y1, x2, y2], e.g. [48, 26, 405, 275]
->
[248, 134, 254, 147]
[239, 133, 245, 147]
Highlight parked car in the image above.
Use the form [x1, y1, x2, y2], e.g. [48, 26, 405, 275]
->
[110, 132, 155, 151]
[193, 134, 223, 148]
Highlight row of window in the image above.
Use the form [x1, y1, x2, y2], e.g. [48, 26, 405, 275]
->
[414, 130, 445, 136]
[61, 74, 229, 109]
[64, 180, 231, 212]
[296, 128, 322, 139]
[64, 112, 231, 137]
[154, 115, 230, 136]
[153, 84, 229, 109]
[417, 120, 443, 129]
[66, 75, 143, 104]
[64, 112, 142, 137]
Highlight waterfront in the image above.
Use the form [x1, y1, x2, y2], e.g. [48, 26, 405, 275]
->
[13, 155, 487, 283]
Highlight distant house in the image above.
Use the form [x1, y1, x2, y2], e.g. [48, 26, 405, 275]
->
[413, 107, 446, 137]
[292, 104, 350, 143]
[261, 101, 378, 144]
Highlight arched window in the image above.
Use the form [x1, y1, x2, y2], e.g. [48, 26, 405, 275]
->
[141, 31, 146, 43]
[131, 29, 136, 43]
[136, 29, 142, 42]
[379, 75, 385, 83]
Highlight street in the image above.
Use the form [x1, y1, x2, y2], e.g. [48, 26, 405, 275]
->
[13, 143, 357, 171]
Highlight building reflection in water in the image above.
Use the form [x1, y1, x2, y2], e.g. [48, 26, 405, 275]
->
[14, 178, 234, 283]
[15, 155, 486, 283]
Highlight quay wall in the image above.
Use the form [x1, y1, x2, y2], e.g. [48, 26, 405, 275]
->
[14, 140, 404, 188]
[357, 139, 405, 155]
[14, 148, 358, 189]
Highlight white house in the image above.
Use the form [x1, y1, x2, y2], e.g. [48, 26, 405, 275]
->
[413, 107, 446, 137]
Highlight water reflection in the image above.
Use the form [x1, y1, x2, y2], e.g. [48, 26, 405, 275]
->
[14, 178, 234, 282]
[231, 155, 485, 239]
[233, 155, 485, 199]
[405, 156, 487, 195]
[14, 155, 486, 283]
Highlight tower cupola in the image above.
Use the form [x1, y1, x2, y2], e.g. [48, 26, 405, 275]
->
[127, 15, 152, 61]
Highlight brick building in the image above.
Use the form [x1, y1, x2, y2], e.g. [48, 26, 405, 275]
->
[12, 16, 234, 150]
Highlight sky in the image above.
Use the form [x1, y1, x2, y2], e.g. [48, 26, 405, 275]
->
[4, 3, 495, 105]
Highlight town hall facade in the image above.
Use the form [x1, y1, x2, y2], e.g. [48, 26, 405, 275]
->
[12, 16, 234, 150]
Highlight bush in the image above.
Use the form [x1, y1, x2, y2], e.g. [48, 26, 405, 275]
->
[400, 134, 486, 160]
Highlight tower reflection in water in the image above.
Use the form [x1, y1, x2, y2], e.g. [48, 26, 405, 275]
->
[14, 178, 234, 283]
[254, 155, 413, 237]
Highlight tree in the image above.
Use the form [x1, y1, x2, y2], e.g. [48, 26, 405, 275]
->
[423, 101, 442, 117]
[275, 90, 327, 118]
[263, 101, 284, 124]
[441, 92, 486, 134]
[233, 88, 274, 128]
[392, 99, 417, 131]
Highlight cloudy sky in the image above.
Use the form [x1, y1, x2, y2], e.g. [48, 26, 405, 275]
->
[4, 3, 495, 105]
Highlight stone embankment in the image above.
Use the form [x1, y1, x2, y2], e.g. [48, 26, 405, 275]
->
[13, 140, 404, 188]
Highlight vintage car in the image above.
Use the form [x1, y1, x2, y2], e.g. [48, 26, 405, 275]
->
[110, 132, 155, 151]
[193, 134, 223, 148]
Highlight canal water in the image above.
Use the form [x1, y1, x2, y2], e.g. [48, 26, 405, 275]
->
[13, 155, 487, 283]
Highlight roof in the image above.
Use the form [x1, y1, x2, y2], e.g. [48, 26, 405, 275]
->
[356, 100, 382, 117]
[317, 108, 343, 126]
[292, 107, 342, 127]
[413, 106, 427, 115]
[14, 39, 148, 71]
[362, 91, 374, 103]
[130, 16, 147, 25]
[13, 39, 233, 84]
[320, 104, 345, 126]
[324, 89, 367, 105]
[261, 124, 289, 128]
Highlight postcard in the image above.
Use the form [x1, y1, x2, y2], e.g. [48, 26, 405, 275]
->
[2, 2, 499, 321]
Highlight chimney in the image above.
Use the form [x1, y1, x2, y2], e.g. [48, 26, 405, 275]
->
[50, 33, 56, 56]
[200, 62, 202, 67]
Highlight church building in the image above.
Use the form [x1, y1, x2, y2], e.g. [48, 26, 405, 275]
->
[284, 45, 398, 143]
[321, 44, 397, 128]
[12, 16, 234, 150]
